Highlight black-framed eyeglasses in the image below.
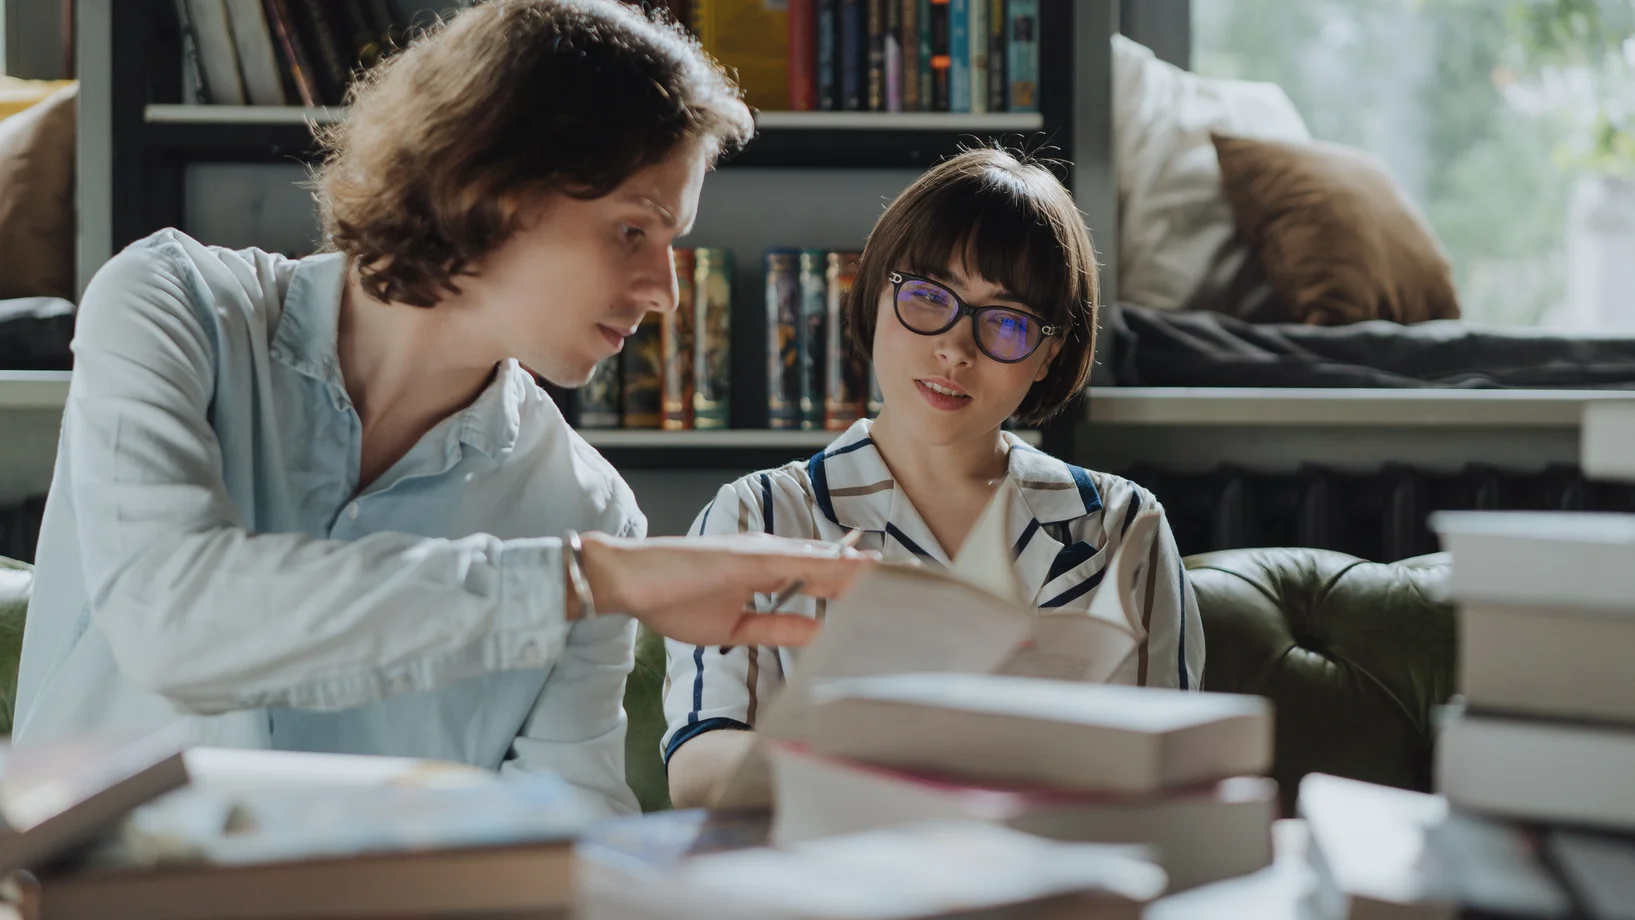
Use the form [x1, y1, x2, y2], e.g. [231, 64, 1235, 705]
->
[888, 272, 1059, 363]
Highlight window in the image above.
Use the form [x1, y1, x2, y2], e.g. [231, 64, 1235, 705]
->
[1194, 0, 1635, 328]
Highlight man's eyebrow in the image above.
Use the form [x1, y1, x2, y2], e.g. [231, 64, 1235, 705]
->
[632, 195, 677, 228]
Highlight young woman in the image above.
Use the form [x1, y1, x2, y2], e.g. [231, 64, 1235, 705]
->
[13, 0, 867, 818]
[663, 148, 1206, 808]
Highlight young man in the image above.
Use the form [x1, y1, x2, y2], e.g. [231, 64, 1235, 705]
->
[15, 0, 866, 817]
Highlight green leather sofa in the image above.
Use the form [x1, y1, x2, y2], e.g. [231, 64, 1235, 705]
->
[624, 548, 1457, 814]
[0, 549, 1456, 815]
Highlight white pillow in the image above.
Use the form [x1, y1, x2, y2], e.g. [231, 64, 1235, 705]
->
[1113, 35, 1311, 312]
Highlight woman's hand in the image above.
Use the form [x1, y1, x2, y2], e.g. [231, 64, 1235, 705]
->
[578, 532, 871, 646]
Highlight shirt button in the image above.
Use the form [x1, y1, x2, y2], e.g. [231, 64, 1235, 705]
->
[345, 502, 360, 520]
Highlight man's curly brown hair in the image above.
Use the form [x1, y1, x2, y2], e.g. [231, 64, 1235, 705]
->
[314, 0, 754, 308]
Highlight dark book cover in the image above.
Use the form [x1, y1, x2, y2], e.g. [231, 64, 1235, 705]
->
[900, 0, 919, 111]
[817, 0, 841, 110]
[170, 0, 213, 104]
[263, 0, 322, 106]
[929, 0, 950, 112]
[798, 250, 829, 431]
[987, 0, 1007, 112]
[663, 249, 696, 430]
[824, 252, 867, 430]
[866, 0, 885, 112]
[290, 0, 349, 104]
[884, 0, 902, 111]
[916, 0, 933, 110]
[622, 313, 665, 429]
[949, 0, 969, 112]
[577, 357, 622, 429]
[840, 0, 866, 111]
[765, 250, 803, 430]
[1007, 0, 1038, 113]
[789, 0, 817, 110]
[693, 248, 733, 430]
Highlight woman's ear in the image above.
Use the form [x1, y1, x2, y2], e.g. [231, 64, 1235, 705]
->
[1033, 337, 1064, 383]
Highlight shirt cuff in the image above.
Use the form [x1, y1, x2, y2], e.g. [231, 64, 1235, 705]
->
[663, 716, 752, 765]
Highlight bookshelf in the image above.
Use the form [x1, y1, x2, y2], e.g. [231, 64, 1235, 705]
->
[76, 0, 1095, 465]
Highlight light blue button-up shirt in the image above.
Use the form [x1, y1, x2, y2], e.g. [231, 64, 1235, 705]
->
[14, 230, 642, 816]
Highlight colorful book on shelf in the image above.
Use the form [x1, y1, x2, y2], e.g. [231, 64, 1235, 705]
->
[766, 249, 803, 430]
[817, 0, 841, 110]
[798, 250, 829, 431]
[789, 0, 818, 111]
[866, 0, 886, 111]
[623, 312, 665, 429]
[692, 248, 733, 430]
[1006, 0, 1038, 113]
[969, 0, 988, 113]
[263, 0, 323, 107]
[900, 0, 920, 111]
[663, 249, 697, 430]
[987, 0, 1007, 112]
[948, 0, 970, 112]
[577, 356, 622, 429]
[823, 251, 866, 430]
[928, 0, 951, 111]
[916, 0, 934, 110]
[840, 0, 866, 110]
[884, 0, 903, 111]
[692, 0, 790, 111]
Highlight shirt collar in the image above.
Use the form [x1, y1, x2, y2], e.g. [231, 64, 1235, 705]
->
[269, 252, 526, 458]
[806, 419, 1102, 535]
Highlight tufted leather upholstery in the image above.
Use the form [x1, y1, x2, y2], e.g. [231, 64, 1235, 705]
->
[1183, 548, 1455, 812]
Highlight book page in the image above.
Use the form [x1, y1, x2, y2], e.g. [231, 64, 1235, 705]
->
[996, 511, 1160, 684]
[712, 565, 1033, 808]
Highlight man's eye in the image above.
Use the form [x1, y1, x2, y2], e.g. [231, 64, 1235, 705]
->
[620, 224, 645, 241]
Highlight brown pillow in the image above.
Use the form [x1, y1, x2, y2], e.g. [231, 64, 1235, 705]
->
[1211, 133, 1460, 325]
[0, 83, 77, 302]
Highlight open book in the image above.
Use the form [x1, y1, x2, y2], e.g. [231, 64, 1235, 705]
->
[712, 485, 1162, 808]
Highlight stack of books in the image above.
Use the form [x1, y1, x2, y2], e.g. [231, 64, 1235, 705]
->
[762, 673, 1279, 893]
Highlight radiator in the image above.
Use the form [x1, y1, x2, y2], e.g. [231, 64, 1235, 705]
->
[1119, 463, 1635, 563]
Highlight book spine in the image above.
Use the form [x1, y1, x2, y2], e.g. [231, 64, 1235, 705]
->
[622, 313, 665, 429]
[840, 0, 865, 110]
[884, 0, 902, 111]
[968, 0, 987, 113]
[798, 250, 829, 431]
[866, 0, 885, 112]
[789, 0, 818, 111]
[916, 0, 933, 110]
[766, 250, 803, 430]
[263, 0, 321, 107]
[663, 249, 697, 430]
[929, 0, 950, 112]
[293, 0, 350, 104]
[987, 0, 1006, 112]
[824, 252, 866, 430]
[900, 0, 918, 112]
[948, 0, 969, 112]
[1007, 0, 1038, 113]
[171, 0, 214, 105]
[577, 357, 623, 429]
[225, 0, 290, 105]
[187, 0, 248, 105]
[693, 248, 733, 430]
[817, 0, 840, 110]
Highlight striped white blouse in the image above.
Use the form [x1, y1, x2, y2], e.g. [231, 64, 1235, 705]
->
[660, 419, 1206, 763]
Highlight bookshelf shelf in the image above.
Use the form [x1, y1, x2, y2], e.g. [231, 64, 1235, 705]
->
[140, 104, 1049, 168]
